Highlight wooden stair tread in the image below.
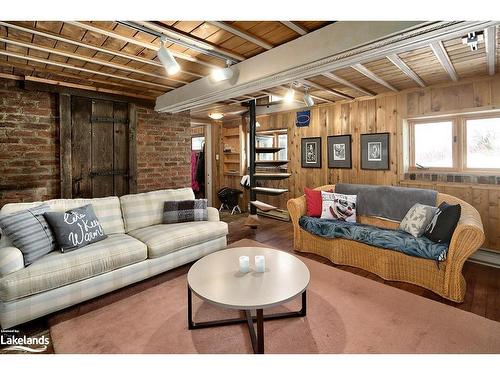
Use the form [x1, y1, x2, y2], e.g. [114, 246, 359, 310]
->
[255, 147, 284, 153]
[251, 187, 289, 195]
[254, 160, 289, 166]
[250, 200, 277, 212]
[254, 172, 291, 180]
[244, 214, 261, 227]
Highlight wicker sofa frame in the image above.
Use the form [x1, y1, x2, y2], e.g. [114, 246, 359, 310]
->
[287, 185, 485, 302]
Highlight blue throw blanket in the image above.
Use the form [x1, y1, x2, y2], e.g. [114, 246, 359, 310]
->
[299, 216, 448, 261]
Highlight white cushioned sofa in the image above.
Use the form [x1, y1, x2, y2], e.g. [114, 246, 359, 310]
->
[0, 187, 228, 328]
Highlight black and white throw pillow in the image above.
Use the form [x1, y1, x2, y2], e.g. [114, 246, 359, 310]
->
[163, 199, 208, 224]
[320, 191, 357, 223]
[424, 202, 461, 243]
[399, 203, 437, 237]
[0, 204, 56, 265]
[44, 204, 107, 253]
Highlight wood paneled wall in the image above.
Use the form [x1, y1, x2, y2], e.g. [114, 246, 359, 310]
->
[213, 75, 500, 251]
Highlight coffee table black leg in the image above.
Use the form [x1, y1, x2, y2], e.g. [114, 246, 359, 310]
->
[188, 286, 194, 330]
[256, 309, 264, 354]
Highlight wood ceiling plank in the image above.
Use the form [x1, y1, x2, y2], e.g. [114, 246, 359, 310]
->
[429, 40, 459, 81]
[280, 21, 308, 36]
[352, 63, 399, 91]
[171, 21, 205, 34]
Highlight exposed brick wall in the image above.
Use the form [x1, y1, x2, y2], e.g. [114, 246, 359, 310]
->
[0, 79, 60, 206]
[136, 106, 191, 192]
[0, 79, 192, 207]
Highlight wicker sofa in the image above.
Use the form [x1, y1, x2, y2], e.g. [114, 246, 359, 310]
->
[287, 185, 485, 302]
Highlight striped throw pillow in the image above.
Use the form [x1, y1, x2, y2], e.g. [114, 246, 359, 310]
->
[163, 199, 208, 224]
[0, 204, 56, 266]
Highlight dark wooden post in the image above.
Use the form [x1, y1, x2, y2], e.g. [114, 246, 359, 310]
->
[128, 103, 138, 194]
[59, 93, 72, 198]
[249, 99, 257, 214]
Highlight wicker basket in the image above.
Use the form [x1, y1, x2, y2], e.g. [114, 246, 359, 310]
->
[287, 185, 485, 302]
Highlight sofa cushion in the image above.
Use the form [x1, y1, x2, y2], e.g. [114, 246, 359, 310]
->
[299, 216, 448, 261]
[120, 188, 195, 232]
[128, 221, 228, 258]
[399, 203, 437, 237]
[0, 197, 124, 248]
[44, 204, 107, 253]
[163, 199, 208, 224]
[0, 234, 147, 302]
[424, 202, 461, 244]
[0, 203, 56, 265]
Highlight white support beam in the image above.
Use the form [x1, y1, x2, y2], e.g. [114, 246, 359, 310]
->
[321, 72, 375, 96]
[156, 21, 500, 113]
[134, 21, 245, 62]
[387, 54, 426, 87]
[300, 79, 354, 100]
[280, 21, 308, 36]
[485, 26, 497, 76]
[0, 37, 186, 86]
[208, 21, 274, 50]
[0, 50, 172, 91]
[352, 63, 398, 92]
[0, 21, 204, 78]
[67, 21, 220, 69]
[429, 40, 459, 81]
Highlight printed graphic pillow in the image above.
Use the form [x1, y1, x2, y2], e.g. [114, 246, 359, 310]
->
[163, 199, 208, 224]
[304, 187, 333, 217]
[44, 204, 107, 253]
[0, 203, 56, 265]
[424, 202, 461, 243]
[399, 203, 438, 237]
[320, 191, 357, 223]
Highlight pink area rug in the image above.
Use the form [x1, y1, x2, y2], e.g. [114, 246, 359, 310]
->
[49, 248, 500, 353]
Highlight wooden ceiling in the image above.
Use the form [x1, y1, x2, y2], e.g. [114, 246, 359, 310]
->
[0, 21, 498, 118]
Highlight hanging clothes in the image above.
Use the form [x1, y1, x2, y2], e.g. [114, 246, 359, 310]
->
[195, 145, 205, 193]
[191, 151, 200, 192]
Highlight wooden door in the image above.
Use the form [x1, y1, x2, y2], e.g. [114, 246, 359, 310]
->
[71, 97, 130, 198]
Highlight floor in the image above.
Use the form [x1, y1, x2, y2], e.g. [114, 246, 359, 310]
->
[1, 212, 499, 354]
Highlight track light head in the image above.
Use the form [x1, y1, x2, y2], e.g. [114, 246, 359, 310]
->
[157, 40, 180, 76]
[303, 91, 315, 107]
[284, 84, 295, 103]
[210, 60, 234, 83]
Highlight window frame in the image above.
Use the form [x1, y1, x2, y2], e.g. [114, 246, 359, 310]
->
[461, 113, 500, 173]
[408, 117, 458, 173]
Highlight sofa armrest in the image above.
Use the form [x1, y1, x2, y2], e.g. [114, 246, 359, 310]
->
[446, 202, 485, 265]
[207, 207, 220, 222]
[0, 247, 24, 278]
[287, 196, 307, 225]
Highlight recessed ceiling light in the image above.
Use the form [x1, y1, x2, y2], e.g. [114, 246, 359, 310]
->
[209, 112, 224, 120]
[157, 40, 180, 76]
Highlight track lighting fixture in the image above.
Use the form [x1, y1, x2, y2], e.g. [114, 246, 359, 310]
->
[210, 60, 234, 82]
[157, 38, 181, 76]
[284, 83, 295, 103]
[303, 89, 315, 107]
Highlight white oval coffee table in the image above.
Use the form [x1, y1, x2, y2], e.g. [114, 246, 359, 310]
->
[187, 246, 310, 354]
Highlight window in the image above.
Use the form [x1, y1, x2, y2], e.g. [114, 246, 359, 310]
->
[247, 130, 288, 163]
[465, 117, 500, 169]
[413, 121, 454, 168]
[191, 136, 205, 151]
[256, 135, 274, 161]
[408, 113, 500, 173]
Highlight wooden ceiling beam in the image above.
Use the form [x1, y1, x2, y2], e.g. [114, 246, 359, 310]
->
[321, 72, 375, 96]
[429, 40, 459, 81]
[133, 21, 245, 62]
[300, 78, 354, 100]
[351, 63, 398, 92]
[208, 21, 274, 50]
[0, 50, 173, 91]
[0, 37, 188, 86]
[484, 26, 496, 76]
[67, 21, 221, 69]
[280, 22, 308, 36]
[0, 21, 204, 78]
[387, 53, 426, 87]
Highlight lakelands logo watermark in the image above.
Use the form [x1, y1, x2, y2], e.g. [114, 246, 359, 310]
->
[1, 329, 49, 353]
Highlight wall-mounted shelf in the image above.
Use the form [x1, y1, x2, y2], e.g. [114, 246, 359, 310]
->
[222, 125, 246, 176]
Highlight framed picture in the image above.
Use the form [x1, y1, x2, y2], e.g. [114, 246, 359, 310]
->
[301, 137, 321, 168]
[360, 132, 390, 170]
[327, 135, 352, 169]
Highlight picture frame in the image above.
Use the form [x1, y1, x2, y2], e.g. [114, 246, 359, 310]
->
[327, 134, 352, 169]
[360, 132, 390, 170]
[301, 137, 322, 168]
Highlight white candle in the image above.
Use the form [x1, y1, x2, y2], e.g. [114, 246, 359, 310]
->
[239, 255, 250, 273]
[255, 255, 265, 273]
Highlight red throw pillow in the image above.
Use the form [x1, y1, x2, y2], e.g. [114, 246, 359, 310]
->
[304, 187, 332, 217]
